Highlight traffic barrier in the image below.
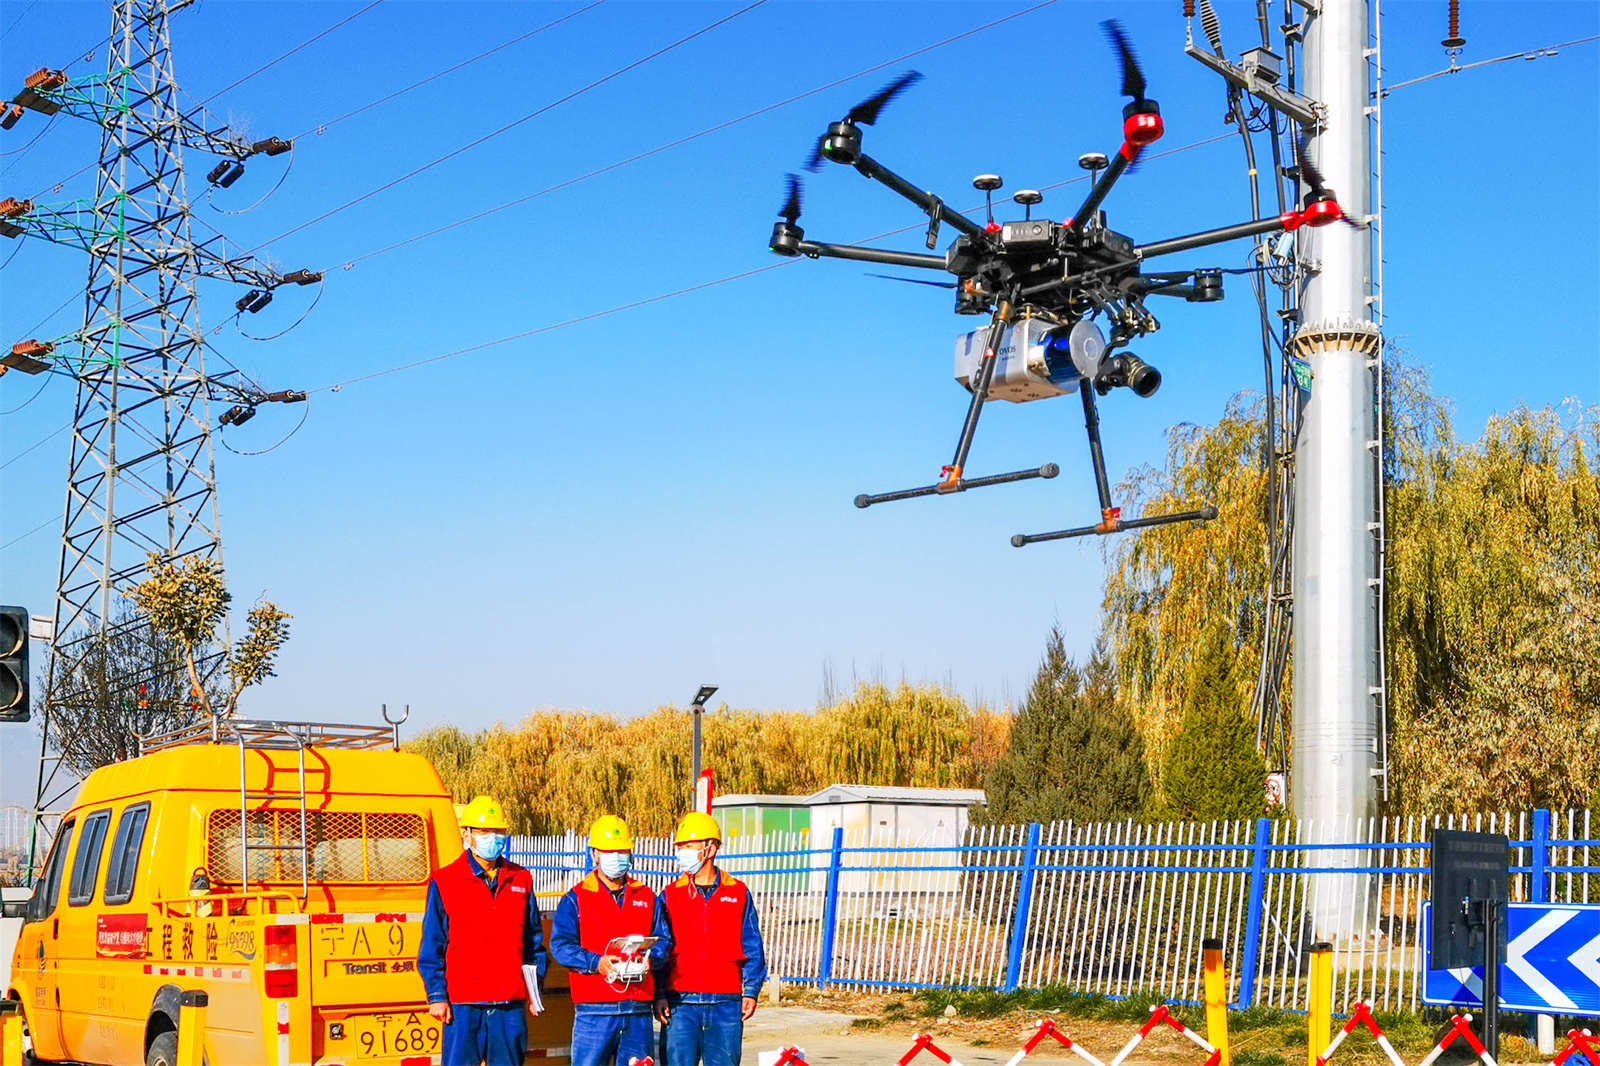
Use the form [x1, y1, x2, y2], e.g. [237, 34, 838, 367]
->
[1415, 1013, 1498, 1066]
[1003, 1018, 1106, 1066]
[1203, 938, 1231, 1066]
[1107, 1005, 1221, 1066]
[1553, 1029, 1600, 1066]
[1313, 1002, 1406, 1066]
[176, 989, 208, 1066]
[0, 1001, 23, 1066]
[898, 1032, 967, 1066]
[757, 1048, 810, 1066]
[625, 1058, 654, 1066]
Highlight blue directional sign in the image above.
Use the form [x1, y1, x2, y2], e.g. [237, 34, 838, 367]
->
[1423, 902, 1600, 1016]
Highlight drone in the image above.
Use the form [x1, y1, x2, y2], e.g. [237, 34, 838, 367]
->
[768, 21, 1353, 547]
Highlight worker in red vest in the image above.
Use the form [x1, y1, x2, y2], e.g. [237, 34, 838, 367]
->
[550, 814, 672, 1066]
[654, 811, 768, 1066]
[418, 795, 547, 1066]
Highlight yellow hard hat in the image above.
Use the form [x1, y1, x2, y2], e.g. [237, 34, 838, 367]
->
[461, 795, 509, 831]
[674, 811, 722, 846]
[589, 814, 633, 851]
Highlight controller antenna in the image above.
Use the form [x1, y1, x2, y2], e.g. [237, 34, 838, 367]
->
[973, 174, 1002, 232]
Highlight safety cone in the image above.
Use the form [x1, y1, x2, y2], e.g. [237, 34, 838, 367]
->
[1415, 1013, 1498, 1066]
[1554, 1028, 1600, 1066]
[1313, 1002, 1406, 1066]
[1004, 1017, 1107, 1066]
[1108, 1005, 1222, 1066]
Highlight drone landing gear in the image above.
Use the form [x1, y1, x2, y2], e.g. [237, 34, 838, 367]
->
[856, 463, 1059, 508]
[1010, 379, 1217, 547]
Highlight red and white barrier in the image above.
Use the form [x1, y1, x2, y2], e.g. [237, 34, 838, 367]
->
[757, 1048, 810, 1066]
[1107, 1005, 1221, 1066]
[1415, 1013, 1498, 1066]
[1004, 1018, 1107, 1066]
[626, 1058, 654, 1066]
[1554, 1028, 1600, 1066]
[897, 1032, 967, 1066]
[1314, 1002, 1406, 1066]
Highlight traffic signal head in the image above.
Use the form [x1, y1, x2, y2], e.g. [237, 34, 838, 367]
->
[0, 606, 30, 723]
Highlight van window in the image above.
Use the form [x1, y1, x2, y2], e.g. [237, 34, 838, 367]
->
[207, 810, 429, 884]
[67, 808, 112, 906]
[104, 802, 151, 905]
[24, 819, 74, 923]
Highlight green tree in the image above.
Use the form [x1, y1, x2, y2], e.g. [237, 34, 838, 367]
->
[979, 628, 1148, 825]
[1159, 621, 1266, 820]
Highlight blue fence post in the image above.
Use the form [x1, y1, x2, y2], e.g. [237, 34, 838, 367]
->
[817, 827, 844, 989]
[1532, 808, 1551, 903]
[1235, 816, 1271, 1009]
[1003, 823, 1045, 993]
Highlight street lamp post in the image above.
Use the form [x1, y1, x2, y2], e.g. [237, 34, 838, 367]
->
[690, 684, 718, 790]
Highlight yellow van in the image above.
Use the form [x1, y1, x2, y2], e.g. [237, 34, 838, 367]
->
[4, 717, 573, 1065]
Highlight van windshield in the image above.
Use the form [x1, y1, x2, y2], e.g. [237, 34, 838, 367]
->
[207, 810, 430, 885]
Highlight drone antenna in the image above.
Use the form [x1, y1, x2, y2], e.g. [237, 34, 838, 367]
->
[1013, 190, 1042, 222]
[973, 174, 1002, 231]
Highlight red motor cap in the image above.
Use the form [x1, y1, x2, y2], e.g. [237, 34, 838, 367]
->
[1302, 197, 1345, 228]
[1122, 110, 1164, 147]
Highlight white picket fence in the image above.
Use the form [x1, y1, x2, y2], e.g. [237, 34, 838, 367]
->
[510, 808, 1599, 1009]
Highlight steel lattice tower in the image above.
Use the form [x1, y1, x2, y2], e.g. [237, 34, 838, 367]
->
[5, 0, 305, 837]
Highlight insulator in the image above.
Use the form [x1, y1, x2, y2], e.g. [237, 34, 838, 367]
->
[249, 136, 291, 157]
[217, 162, 245, 189]
[235, 289, 273, 314]
[23, 69, 66, 91]
[279, 269, 322, 286]
[1442, 0, 1466, 48]
[12, 339, 55, 358]
[0, 105, 22, 130]
[206, 161, 231, 185]
[0, 198, 34, 219]
[219, 405, 256, 427]
[263, 389, 307, 404]
[1183, 0, 1195, 16]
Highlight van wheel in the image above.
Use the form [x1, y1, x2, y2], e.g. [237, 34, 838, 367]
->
[145, 1031, 178, 1066]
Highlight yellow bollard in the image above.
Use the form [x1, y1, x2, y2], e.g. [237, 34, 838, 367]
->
[0, 1001, 24, 1066]
[1203, 938, 1232, 1066]
[1307, 941, 1334, 1066]
[176, 990, 208, 1066]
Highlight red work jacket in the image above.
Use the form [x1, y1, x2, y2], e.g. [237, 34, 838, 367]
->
[431, 852, 534, 1004]
[566, 872, 658, 1004]
[662, 870, 748, 995]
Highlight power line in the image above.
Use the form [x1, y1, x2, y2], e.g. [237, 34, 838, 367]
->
[0, 0, 41, 41]
[1382, 34, 1599, 94]
[0, 421, 69, 469]
[0, 512, 62, 552]
[246, 0, 769, 255]
[288, 1, 607, 142]
[333, 0, 1062, 271]
[309, 131, 1231, 394]
[195, 0, 387, 106]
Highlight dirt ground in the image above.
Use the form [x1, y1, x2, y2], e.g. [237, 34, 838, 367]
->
[740, 990, 1552, 1066]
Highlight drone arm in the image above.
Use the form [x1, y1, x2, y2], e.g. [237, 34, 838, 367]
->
[794, 240, 947, 271]
[850, 152, 987, 241]
[939, 298, 1014, 490]
[1068, 147, 1136, 231]
[1078, 379, 1116, 516]
[1134, 216, 1287, 259]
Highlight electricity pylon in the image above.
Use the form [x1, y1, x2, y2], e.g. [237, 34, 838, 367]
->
[0, 0, 313, 858]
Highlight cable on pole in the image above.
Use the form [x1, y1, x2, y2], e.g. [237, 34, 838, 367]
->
[1381, 34, 1598, 94]
[245, 0, 770, 255]
[195, 0, 387, 106]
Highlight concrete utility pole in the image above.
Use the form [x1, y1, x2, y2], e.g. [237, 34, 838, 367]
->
[1290, 0, 1383, 938]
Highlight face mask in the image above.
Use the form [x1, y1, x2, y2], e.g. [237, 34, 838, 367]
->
[598, 851, 632, 880]
[675, 846, 706, 875]
[472, 832, 507, 862]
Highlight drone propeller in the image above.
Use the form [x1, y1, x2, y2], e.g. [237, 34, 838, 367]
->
[804, 71, 923, 172]
[1103, 20, 1148, 105]
[1294, 135, 1366, 229]
[779, 173, 803, 225]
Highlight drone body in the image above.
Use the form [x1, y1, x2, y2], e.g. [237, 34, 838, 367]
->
[770, 20, 1351, 545]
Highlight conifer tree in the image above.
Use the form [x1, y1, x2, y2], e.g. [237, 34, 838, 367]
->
[1159, 621, 1266, 820]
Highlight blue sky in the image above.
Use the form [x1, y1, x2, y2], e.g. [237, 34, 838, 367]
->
[1, 1, 1596, 804]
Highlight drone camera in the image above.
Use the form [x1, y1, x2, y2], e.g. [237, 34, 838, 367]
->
[1189, 270, 1224, 303]
[1096, 352, 1161, 398]
[821, 121, 862, 166]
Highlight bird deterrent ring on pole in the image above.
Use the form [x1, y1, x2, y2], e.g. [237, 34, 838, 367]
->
[1291, 0, 1383, 944]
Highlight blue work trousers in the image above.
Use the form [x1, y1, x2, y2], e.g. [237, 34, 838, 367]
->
[571, 1006, 654, 1065]
[441, 1002, 527, 1066]
[659, 994, 743, 1066]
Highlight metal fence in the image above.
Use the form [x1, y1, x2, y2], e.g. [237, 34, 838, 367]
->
[509, 808, 1599, 1011]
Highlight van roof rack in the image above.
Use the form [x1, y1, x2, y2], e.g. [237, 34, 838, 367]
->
[140, 709, 408, 755]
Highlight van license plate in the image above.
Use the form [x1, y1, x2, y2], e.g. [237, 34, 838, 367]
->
[350, 1012, 441, 1059]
